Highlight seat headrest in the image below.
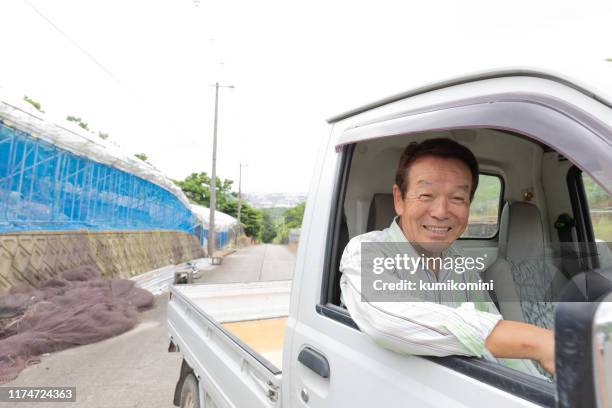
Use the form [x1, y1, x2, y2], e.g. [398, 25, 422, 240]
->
[499, 201, 545, 261]
[367, 193, 396, 232]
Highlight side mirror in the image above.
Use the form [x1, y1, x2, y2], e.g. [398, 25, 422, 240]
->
[555, 289, 612, 408]
[593, 295, 612, 407]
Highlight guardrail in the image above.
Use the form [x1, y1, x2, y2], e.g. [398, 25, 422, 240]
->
[131, 258, 212, 295]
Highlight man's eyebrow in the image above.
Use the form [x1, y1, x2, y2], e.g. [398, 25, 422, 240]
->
[416, 180, 469, 191]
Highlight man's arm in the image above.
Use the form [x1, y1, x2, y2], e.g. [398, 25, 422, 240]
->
[340, 236, 555, 374]
[340, 236, 503, 357]
[341, 272, 501, 357]
[485, 320, 555, 374]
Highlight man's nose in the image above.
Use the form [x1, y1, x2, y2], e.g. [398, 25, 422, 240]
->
[429, 197, 450, 219]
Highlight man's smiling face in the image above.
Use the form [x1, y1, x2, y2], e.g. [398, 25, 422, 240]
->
[393, 155, 472, 256]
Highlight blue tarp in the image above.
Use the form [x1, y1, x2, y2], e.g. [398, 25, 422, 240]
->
[0, 122, 196, 233]
[198, 228, 229, 249]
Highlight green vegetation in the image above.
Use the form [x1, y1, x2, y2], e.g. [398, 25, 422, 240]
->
[218, 199, 263, 238]
[261, 211, 277, 243]
[584, 176, 612, 210]
[134, 153, 148, 161]
[470, 174, 612, 241]
[23, 96, 44, 112]
[583, 176, 612, 241]
[284, 202, 306, 228]
[65, 116, 109, 141]
[66, 116, 89, 131]
[469, 175, 501, 221]
[261, 202, 306, 244]
[175, 172, 263, 239]
[262, 207, 287, 221]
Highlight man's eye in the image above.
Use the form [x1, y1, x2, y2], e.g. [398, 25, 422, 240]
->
[419, 194, 433, 200]
[451, 196, 466, 203]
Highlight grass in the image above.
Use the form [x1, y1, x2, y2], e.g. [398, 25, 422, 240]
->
[469, 175, 612, 242]
[592, 214, 612, 242]
[470, 175, 502, 220]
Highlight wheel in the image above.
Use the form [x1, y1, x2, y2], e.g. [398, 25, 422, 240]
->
[179, 373, 200, 408]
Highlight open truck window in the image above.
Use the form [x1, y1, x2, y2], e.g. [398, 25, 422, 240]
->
[319, 127, 594, 406]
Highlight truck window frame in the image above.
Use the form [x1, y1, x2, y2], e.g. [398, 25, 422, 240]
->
[317, 143, 556, 407]
[567, 165, 601, 270]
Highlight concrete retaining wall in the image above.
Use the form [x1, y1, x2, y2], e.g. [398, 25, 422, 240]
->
[0, 230, 205, 290]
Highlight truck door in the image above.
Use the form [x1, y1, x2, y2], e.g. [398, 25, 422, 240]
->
[286, 71, 612, 408]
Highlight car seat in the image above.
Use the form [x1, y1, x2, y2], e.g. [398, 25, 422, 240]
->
[483, 202, 566, 329]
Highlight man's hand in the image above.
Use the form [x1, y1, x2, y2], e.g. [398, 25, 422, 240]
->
[485, 320, 555, 375]
[534, 329, 555, 374]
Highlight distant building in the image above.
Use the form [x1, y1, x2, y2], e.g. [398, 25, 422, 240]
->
[243, 192, 307, 208]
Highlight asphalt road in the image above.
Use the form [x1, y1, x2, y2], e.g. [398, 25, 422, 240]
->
[195, 243, 295, 283]
[3, 244, 296, 408]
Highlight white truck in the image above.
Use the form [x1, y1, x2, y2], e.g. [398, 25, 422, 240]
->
[167, 68, 612, 408]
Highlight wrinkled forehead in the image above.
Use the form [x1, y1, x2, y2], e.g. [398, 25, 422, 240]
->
[406, 157, 472, 188]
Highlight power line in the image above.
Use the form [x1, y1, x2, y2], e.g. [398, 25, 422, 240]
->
[22, 0, 123, 86]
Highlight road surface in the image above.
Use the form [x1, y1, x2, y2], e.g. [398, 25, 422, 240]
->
[195, 243, 295, 283]
[4, 244, 295, 408]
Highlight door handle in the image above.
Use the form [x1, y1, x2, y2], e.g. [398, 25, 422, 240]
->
[298, 347, 330, 378]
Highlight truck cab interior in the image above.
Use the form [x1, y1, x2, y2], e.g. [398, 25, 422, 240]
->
[326, 127, 612, 366]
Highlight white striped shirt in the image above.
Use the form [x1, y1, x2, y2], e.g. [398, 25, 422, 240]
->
[339, 217, 544, 377]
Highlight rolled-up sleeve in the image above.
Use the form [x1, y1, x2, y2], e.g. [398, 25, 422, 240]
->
[339, 236, 502, 358]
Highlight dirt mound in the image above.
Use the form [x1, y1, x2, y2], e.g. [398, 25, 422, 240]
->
[0, 266, 155, 383]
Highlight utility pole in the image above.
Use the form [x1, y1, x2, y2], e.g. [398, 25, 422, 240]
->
[236, 163, 247, 246]
[208, 82, 234, 258]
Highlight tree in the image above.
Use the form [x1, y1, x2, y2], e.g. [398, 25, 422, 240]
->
[23, 96, 44, 113]
[174, 172, 235, 207]
[134, 153, 148, 161]
[66, 116, 89, 131]
[272, 202, 306, 244]
[175, 172, 263, 239]
[239, 205, 263, 239]
[175, 172, 211, 206]
[261, 211, 277, 243]
[98, 132, 109, 140]
[283, 202, 305, 228]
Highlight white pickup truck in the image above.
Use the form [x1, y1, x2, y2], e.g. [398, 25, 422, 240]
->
[167, 68, 612, 408]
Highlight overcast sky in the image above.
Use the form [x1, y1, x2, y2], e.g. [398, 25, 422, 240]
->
[1, 0, 611, 193]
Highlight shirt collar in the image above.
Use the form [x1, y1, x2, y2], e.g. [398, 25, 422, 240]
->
[388, 216, 408, 242]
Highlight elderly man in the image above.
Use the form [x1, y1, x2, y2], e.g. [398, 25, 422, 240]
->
[339, 138, 555, 375]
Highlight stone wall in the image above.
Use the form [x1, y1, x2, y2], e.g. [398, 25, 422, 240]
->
[0, 230, 205, 290]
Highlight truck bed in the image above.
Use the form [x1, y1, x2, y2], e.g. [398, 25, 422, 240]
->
[167, 280, 289, 407]
[173, 280, 291, 323]
[223, 317, 287, 369]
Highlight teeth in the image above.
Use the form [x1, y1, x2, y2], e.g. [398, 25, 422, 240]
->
[424, 226, 450, 233]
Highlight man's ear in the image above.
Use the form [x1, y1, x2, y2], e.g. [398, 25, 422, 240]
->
[392, 184, 404, 216]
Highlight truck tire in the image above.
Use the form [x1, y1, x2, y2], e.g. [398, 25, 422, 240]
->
[179, 373, 199, 408]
